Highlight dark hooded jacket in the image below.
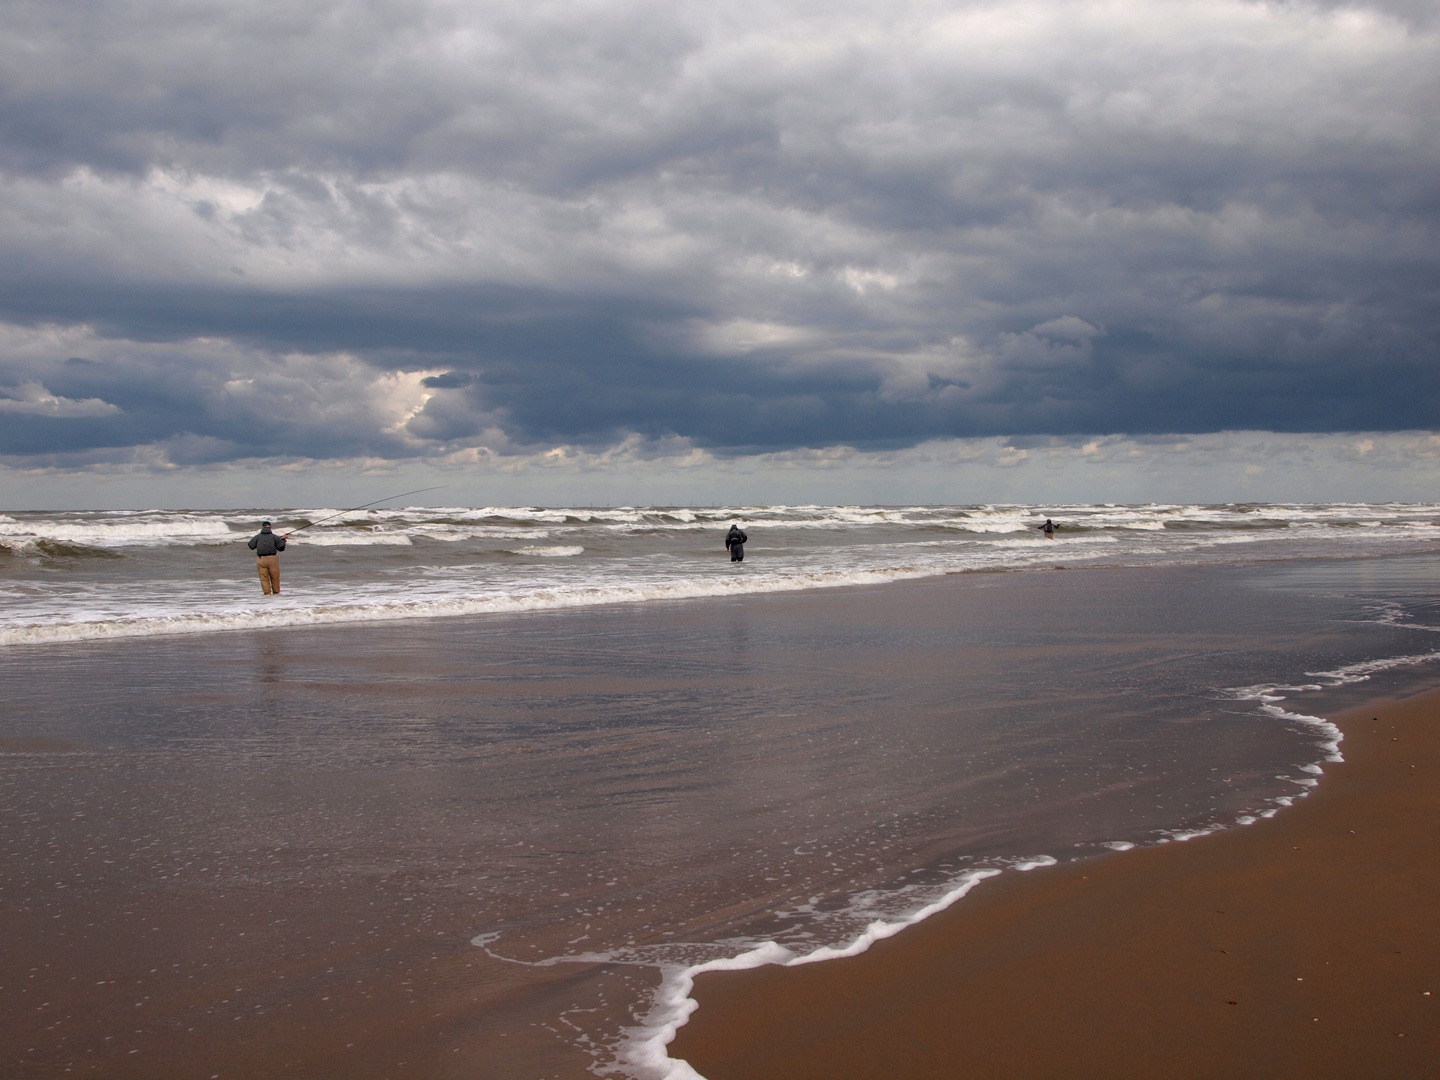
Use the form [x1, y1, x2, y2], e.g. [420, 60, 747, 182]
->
[248, 526, 287, 557]
[725, 525, 747, 553]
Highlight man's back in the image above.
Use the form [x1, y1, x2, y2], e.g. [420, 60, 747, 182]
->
[248, 528, 287, 557]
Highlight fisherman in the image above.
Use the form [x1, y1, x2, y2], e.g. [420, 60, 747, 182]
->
[1037, 517, 1057, 539]
[724, 523, 748, 562]
[247, 520, 290, 595]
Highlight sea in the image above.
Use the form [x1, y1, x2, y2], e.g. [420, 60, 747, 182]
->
[4, 502, 1440, 1078]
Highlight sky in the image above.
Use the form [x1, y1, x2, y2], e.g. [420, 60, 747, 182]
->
[1, 0, 1437, 508]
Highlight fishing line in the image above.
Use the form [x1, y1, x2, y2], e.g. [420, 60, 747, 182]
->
[285, 486, 448, 535]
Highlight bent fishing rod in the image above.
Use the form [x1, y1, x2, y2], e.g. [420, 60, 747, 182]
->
[282, 486, 448, 536]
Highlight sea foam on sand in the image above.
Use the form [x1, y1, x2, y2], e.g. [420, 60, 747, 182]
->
[617, 867, 1003, 1080]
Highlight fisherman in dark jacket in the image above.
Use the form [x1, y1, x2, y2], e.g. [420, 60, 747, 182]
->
[247, 521, 289, 595]
[724, 523, 748, 562]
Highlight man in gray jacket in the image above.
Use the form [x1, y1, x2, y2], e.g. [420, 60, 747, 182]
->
[247, 521, 289, 595]
[724, 523, 748, 562]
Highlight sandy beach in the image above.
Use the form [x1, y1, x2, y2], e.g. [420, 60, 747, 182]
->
[670, 688, 1440, 1078]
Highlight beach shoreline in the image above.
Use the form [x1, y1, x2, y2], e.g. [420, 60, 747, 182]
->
[668, 688, 1440, 1078]
[6, 554, 1440, 1079]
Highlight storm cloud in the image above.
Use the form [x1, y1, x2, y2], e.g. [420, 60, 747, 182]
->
[1, 0, 1436, 472]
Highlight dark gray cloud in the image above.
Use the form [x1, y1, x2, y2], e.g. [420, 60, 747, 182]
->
[0, 0, 1437, 469]
[421, 371, 473, 389]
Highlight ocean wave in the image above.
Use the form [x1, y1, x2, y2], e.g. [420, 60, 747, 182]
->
[0, 517, 235, 546]
[6, 502, 1440, 650]
[33, 539, 123, 559]
[5, 502, 1437, 549]
[290, 532, 415, 547]
[0, 565, 939, 647]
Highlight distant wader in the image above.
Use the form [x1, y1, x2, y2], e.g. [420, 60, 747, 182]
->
[725, 527, 748, 562]
[248, 524, 287, 595]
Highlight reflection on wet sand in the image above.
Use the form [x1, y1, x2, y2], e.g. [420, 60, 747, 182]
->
[4, 556, 1440, 1077]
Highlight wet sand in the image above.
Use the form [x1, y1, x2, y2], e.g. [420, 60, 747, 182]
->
[670, 689, 1440, 1078]
[6, 559, 1440, 1079]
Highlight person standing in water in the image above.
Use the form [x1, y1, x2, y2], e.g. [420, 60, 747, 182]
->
[725, 523, 748, 562]
[1037, 517, 1057, 539]
[248, 520, 290, 594]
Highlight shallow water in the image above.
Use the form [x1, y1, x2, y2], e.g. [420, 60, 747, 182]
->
[3, 507, 1440, 1078]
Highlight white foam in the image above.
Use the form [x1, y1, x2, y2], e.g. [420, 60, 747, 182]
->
[1202, 641, 1440, 861]
[1257, 704, 1345, 762]
[8, 500, 1440, 553]
[1012, 855, 1058, 871]
[291, 532, 414, 547]
[469, 862, 1013, 1078]
[0, 516, 236, 546]
[616, 867, 1003, 1079]
[511, 545, 584, 557]
[1219, 647, 1440, 772]
[1160, 827, 1217, 843]
[1309, 650, 1440, 684]
[618, 943, 795, 1080]
[0, 564, 941, 647]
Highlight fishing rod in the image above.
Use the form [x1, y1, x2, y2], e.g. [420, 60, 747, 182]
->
[284, 486, 449, 536]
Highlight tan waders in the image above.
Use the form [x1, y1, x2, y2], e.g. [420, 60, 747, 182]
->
[257, 554, 281, 595]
